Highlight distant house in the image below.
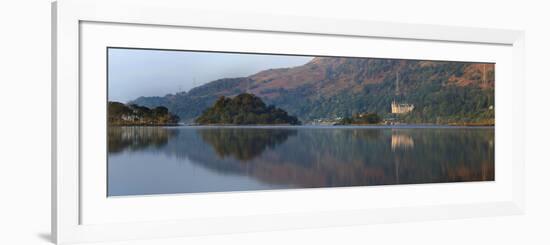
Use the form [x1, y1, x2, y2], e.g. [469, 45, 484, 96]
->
[121, 114, 139, 121]
[391, 100, 414, 114]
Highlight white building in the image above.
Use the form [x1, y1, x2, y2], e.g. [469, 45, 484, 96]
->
[391, 100, 414, 114]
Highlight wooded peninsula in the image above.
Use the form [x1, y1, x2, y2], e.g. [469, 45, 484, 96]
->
[108, 101, 180, 126]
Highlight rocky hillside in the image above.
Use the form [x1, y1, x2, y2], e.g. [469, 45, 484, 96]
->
[132, 57, 494, 124]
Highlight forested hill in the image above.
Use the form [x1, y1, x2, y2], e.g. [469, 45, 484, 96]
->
[195, 93, 300, 125]
[131, 57, 495, 124]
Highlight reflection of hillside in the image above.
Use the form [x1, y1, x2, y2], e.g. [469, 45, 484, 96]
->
[198, 128, 297, 161]
[186, 128, 493, 187]
[112, 127, 495, 189]
[229, 128, 494, 187]
[108, 126, 178, 153]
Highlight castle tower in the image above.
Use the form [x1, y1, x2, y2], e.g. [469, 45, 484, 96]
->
[395, 71, 400, 95]
[391, 71, 414, 114]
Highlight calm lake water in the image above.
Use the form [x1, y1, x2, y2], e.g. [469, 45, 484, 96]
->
[107, 126, 494, 196]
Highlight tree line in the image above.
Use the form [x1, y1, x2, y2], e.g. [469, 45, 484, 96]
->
[108, 101, 180, 126]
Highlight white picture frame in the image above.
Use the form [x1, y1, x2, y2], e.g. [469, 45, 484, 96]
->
[52, 0, 525, 244]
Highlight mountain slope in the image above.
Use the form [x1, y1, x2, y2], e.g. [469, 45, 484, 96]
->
[132, 57, 494, 124]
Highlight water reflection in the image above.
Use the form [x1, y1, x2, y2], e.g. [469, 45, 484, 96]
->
[108, 126, 495, 196]
[391, 130, 414, 151]
[108, 126, 178, 153]
[198, 128, 297, 160]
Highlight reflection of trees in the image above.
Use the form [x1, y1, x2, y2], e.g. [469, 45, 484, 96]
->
[112, 126, 495, 190]
[385, 128, 494, 184]
[198, 128, 297, 160]
[188, 127, 493, 188]
[108, 126, 178, 153]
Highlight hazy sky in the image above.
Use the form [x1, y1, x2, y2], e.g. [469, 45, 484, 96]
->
[108, 48, 313, 102]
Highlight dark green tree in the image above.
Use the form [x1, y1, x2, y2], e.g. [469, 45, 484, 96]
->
[195, 93, 300, 125]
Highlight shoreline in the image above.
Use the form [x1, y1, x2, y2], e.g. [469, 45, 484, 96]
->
[108, 124, 495, 129]
[108, 123, 180, 127]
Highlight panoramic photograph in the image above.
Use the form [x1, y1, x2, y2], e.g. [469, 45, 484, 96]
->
[107, 47, 495, 196]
